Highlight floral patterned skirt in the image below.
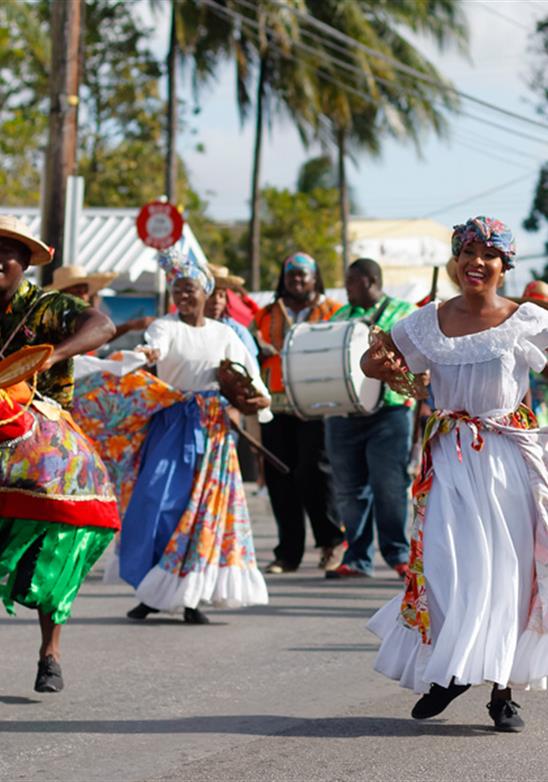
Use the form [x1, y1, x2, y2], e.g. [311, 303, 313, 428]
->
[121, 392, 268, 611]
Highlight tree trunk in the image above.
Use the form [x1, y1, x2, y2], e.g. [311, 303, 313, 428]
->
[165, 0, 178, 203]
[40, 0, 83, 285]
[337, 126, 350, 276]
[248, 55, 267, 291]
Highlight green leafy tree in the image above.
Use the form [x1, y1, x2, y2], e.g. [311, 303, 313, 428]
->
[0, 1, 50, 203]
[258, 185, 340, 288]
[0, 0, 198, 208]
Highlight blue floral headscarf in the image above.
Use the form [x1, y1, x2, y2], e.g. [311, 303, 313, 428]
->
[284, 252, 317, 274]
[451, 216, 516, 269]
[158, 247, 215, 295]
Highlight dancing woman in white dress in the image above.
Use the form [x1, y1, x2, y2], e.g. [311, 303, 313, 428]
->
[362, 217, 548, 732]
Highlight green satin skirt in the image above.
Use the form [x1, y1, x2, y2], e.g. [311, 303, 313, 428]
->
[0, 518, 114, 624]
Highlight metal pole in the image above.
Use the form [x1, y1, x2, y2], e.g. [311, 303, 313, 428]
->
[63, 175, 84, 266]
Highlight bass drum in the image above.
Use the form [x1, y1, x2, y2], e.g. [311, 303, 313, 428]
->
[282, 320, 382, 419]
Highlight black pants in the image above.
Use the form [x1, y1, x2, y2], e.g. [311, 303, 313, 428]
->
[261, 414, 343, 567]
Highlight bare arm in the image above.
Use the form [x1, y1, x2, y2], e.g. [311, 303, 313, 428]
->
[44, 307, 116, 369]
[112, 316, 156, 341]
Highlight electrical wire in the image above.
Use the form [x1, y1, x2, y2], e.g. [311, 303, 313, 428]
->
[474, 1, 534, 32]
[226, 0, 548, 132]
[206, 1, 548, 150]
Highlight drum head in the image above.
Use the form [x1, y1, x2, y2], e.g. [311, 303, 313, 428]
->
[346, 322, 382, 413]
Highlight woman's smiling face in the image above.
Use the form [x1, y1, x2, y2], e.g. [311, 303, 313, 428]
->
[456, 240, 505, 293]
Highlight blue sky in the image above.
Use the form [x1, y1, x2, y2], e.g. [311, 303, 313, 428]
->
[142, 0, 548, 293]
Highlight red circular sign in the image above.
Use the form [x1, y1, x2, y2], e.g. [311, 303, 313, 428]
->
[136, 201, 184, 249]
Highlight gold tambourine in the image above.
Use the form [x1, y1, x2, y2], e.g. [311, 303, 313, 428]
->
[0, 344, 54, 389]
[368, 327, 429, 400]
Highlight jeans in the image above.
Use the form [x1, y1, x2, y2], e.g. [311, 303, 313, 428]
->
[261, 414, 344, 567]
[324, 406, 412, 574]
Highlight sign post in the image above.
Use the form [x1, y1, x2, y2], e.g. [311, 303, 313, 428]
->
[136, 200, 184, 250]
[137, 200, 184, 315]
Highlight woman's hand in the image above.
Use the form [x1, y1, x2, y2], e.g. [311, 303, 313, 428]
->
[361, 334, 430, 400]
[361, 334, 406, 383]
[135, 345, 161, 365]
[234, 394, 270, 415]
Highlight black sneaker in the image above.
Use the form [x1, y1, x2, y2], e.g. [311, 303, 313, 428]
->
[487, 699, 525, 732]
[183, 607, 210, 625]
[411, 680, 470, 719]
[126, 603, 160, 620]
[34, 655, 64, 693]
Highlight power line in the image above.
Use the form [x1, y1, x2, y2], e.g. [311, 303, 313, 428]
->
[474, 1, 533, 32]
[205, 1, 548, 149]
[227, 0, 548, 132]
[423, 172, 537, 219]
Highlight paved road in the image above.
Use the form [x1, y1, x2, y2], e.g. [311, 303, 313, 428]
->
[1, 486, 547, 782]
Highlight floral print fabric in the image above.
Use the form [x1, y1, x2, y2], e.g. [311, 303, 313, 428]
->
[0, 279, 88, 409]
[71, 367, 184, 515]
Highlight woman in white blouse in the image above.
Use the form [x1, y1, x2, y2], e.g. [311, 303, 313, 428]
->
[362, 217, 548, 733]
[120, 249, 270, 624]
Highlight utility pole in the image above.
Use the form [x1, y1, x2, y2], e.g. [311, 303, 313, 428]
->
[41, 0, 83, 286]
[165, 0, 178, 204]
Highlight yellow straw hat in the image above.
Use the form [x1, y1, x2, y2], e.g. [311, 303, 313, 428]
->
[0, 215, 52, 265]
[207, 263, 245, 290]
[44, 265, 118, 296]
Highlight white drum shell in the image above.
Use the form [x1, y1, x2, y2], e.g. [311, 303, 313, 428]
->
[282, 320, 382, 419]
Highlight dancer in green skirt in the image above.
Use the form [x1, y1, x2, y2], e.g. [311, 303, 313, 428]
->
[0, 216, 120, 693]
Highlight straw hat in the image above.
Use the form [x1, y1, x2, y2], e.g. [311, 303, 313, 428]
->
[44, 265, 118, 296]
[207, 263, 245, 290]
[511, 279, 548, 309]
[0, 215, 52, 265]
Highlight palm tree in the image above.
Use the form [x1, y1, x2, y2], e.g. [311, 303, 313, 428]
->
[230, 0, 319, 289]
[150, 0, 232, 204]
[302, 0, 468, 270]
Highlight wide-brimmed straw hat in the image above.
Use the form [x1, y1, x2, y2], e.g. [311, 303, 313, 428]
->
[44, 265, 117, 296]
[0, 215, 52, 265]
[208, 263, 245, 290]
[511, 279, 548, 310]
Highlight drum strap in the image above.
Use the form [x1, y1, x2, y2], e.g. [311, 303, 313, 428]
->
[365, 295, 391, 327]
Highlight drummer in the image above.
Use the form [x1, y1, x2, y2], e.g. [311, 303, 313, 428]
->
[324, 258, 415, 580]
[253, 252, 345, 574]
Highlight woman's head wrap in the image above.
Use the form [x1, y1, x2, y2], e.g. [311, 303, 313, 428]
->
[451, 216, 516, 269]
[158, 247, 215, 295]
[283, 252, 317, 274]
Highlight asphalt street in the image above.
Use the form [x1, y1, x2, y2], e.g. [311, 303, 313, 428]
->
[1, 486, 547, 782]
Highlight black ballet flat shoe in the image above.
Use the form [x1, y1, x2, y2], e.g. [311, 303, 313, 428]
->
[183, 607, 210, 625]
[487, 699, 525, 733]
[411, 680, 471, 719]
[34, 655, 64, 693]
[126, 603, 160, 620]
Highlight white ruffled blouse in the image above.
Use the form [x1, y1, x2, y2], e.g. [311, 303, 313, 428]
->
[392, 301, 548, 418]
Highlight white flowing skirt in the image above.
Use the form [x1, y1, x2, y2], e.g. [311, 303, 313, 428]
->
[368, 426, 548, 692]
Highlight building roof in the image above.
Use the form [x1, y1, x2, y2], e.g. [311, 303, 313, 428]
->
[0, 206, 207, 285]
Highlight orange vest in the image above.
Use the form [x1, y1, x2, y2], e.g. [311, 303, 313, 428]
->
[254, 297, 342, 393]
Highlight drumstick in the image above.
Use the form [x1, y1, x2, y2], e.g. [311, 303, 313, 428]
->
[229, 418, 290, 475]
